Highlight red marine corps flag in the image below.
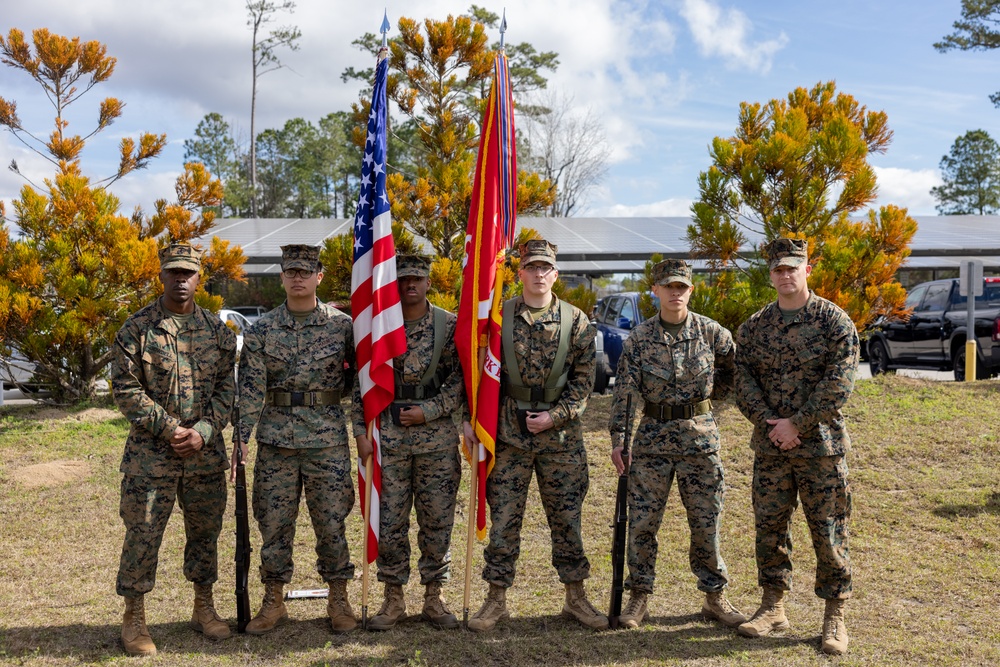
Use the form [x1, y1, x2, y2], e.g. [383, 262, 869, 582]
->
[352, 14, 405, 627]
[456, 15, 518, 620]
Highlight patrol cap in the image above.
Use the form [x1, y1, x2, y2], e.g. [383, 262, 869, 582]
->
[764, 238, 808, 270]
[519, 239, 558, 267]
[396, 254, 431, 278]
[158, 243, 201, 271]
[280, 244, 320, 271]
[652, 258, 693, 287]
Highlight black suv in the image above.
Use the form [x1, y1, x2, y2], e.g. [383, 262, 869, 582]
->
[867, 277, 1000, 380]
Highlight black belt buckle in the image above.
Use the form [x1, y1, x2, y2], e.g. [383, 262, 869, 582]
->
[516, 408, 531, 435]
[290, 391, 305, 407]
[390, 403, 414, 426]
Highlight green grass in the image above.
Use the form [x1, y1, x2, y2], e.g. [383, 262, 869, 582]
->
[0, 375, 998, 666]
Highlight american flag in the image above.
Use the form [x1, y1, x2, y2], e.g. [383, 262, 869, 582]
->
[351, 51, 406, 563]
[456, 50, 518, 539]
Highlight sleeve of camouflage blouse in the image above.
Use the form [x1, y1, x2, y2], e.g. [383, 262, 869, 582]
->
[351, 371, 366, 436]
[111, 322, 181, 441]
[608, 332, 642, 444]
[192, 326, 237, 445]
[237, 328, 267, 443]
[420, 318, 464, 423]
[733, 320, 779, 427]
[788, 318, 859, 433]
[711, 325, 736, 402]
[548, 309, 596, 430]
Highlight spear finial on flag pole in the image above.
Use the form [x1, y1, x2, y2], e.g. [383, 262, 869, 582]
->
[381, 10, 390, 49]
[499, 9, 507, 50]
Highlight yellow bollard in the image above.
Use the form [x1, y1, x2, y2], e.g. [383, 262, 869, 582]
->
[965, 339, 977, 382]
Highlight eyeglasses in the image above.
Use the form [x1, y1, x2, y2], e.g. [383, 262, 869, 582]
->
[521, 264, 556, 277]
[282, 269, 315, 279]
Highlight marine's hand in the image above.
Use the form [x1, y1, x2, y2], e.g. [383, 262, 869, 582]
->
[525, 411, 554, 434]
[398, 405, 426, 426]
[356, 434, 373, 463]
[171, 427, 204, 458]
[229, 440, 248, 483]
[611, 446, 632, 476]
[766, 418, 801, 451]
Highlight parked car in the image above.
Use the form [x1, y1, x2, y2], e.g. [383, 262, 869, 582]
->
[0, 349, 47, 393]
[594, 329, 610, 394]
[219, 309, 253, 353]
[593, 292, 660, 386]
[867, 276, 1000, 381]
[230, 305, 268, 324]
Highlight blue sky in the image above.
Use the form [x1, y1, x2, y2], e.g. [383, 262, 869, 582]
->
[1, 0, 997, 221]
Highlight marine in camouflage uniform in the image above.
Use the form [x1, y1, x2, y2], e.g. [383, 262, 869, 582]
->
[112, 243, 237, 656]
[734, 238, 858, 656]
[352, 255, 464, 630]
[467, 239, 607, 633]
[236, 244, 358, 634]
[608, 259, 746, 629]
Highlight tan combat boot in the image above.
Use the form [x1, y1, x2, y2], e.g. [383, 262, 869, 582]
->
[190, 583, 232, 639]
[737, 586, 790, 637]
[702, 590, 747, 627]
[121, 595, 157, 657]
[421, 581, 458, 629]
[245, 581, 288, 635]
[561, 581, 610, 631]
[618, 590, 648, 629]
[822, 598, 849, 656]
[467, 583, 509, 632]
[327, 579, 357, 633]
[368, 582, 406, 631]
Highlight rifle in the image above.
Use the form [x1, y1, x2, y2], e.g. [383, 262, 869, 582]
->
[608, 393, 634, 630]
[233, 400, 252, 633]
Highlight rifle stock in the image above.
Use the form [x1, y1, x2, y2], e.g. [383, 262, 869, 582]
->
[233, 402, 252, 633]
[608, 393, 634, 629]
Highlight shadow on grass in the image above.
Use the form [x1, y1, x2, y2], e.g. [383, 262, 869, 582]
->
[933, 491, 1000, 518]
[1, 613, 821, 666]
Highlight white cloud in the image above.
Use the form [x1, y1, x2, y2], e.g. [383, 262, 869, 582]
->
[590, 197, 694, 217]
[679, 0, 788, 73]
[873, 167, 942, 215]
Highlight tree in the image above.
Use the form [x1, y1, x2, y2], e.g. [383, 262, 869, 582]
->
[344, 11, 556, 260]
[687, 81, 917, 333]
[935, 0, 1000, 106]
[246, 0, 301, 218]
[930, 129, 1000, 214]
[521, 92, 610, 217]
[184, 112, 252, 216]
[0, 28, 245, 402]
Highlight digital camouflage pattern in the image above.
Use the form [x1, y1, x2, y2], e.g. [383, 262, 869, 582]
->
[497, 296, 596, 453]
[111, 298, 236, 597]
[112, 299, 237, 476]
[752, 454, 852, 598]
[117, 473, 227, 596]
[483, 296, 596, 588]
[252, 444, 355, 583]
[651, 259, 693, 286]
[238, 302, 355, 447]
[735, 292, 858, 600]
[351, 306, 464, 586]
[609, 313, 734, 456]
[238, 301, 357, 584]
[734, 293, 859, 457]
[608, 313, 734, 594]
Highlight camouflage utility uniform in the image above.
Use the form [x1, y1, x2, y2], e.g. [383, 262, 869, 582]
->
[609, 311, 735, 595]
[113, 299, 237, 597]
[351, 305, 463, 586]
[735, 292, 858, 599]
[238, 302, 357, 586]
[485, 294, 597, 588]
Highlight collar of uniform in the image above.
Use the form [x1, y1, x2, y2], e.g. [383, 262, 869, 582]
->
[656, 312, 695, 342]
[765, 291, 817, 326]
[153, 297, 208, 337]
[277, 300, 332, 328]
[515, 295, 560, 323]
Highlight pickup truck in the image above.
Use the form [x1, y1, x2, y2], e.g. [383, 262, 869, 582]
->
[867, 276, 1000, 381]
[592, 292, 659, 389]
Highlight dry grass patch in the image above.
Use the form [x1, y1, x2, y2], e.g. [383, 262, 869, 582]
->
[0, 376, 998, 666]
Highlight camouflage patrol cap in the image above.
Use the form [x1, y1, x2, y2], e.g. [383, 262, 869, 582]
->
[158, 243, 201, 271]
[396, 254, 431, 278]
[280, 244, 320, 271]
[519, 239, 558, 267]
[764, 238, 808, 270]
[652, 258, 693, 287]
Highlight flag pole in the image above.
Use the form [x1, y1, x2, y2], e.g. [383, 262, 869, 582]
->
[362, 441, 374, 630]
[462, 427, 480, 625]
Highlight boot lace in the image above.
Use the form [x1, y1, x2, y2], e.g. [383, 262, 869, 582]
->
[623, 593, 646, 618]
